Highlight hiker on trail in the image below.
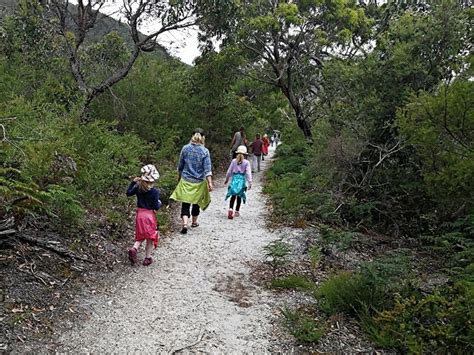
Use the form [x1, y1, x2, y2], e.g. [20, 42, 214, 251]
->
[261, 134, 270, 161]
[126, 164, 161, 266]
[224, 145, 252, 219]
[170, 128, 213, 235]
[250, 134, 263, 173]
[270, 135, 275, 147]
[230, 126, 245, 159]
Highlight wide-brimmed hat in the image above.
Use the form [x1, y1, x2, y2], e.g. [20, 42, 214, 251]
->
[140, 164, 159, 182]
[236, 145, 248, 155]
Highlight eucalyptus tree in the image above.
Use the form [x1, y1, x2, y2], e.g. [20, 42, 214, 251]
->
[211, 0, 373, 141]
[46, 0, 227, 112]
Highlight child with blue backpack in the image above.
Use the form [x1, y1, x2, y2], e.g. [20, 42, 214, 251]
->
[224, 145, 252, 219]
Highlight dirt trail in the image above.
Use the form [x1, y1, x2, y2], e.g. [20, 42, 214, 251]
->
[57, 149, 283, 353]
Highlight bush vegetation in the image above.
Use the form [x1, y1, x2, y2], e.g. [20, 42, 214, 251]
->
[0, 2, 286, 240]
[281, 308, 325, 344]
[1, 1, 473, 352]
[263, 1, 473, 351]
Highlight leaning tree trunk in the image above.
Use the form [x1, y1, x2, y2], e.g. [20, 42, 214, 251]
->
[280, 83, 313, 142]
[296, 112, 312, 142]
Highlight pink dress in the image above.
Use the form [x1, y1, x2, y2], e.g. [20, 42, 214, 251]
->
[262, 137, 270, 155]
[135, 208, 159, 247]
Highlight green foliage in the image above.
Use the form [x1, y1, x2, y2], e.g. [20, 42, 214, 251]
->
[264, 239, 291, 272]
[317, 255, 411, 316]
[308, 245, 321, 272]
[81, 31, 130, 87]
[368, 283, 474, 353]
[0, 0, 55, 64]
[264, 129, 338, 225]
[282, 308, 325, 343]
[0, 167, 48, 218]
[271, 275, 315, 291]
[320, 225, 355, 252]
[397, 80, 474, 213]
[317, 271, 364, 315]
[46, 185, 85, 226]
[315, 256, 473, 353]
[72, 120, 146, 197]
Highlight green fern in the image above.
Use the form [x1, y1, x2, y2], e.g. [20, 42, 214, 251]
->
[0, 167, 48, 216]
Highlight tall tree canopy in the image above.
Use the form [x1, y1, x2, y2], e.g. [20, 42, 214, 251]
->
[204, 0, 373, 141]
[45, 0, 233, 111]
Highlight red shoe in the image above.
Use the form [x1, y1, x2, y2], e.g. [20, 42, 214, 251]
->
[128, 248, 137, 265]
[228, 210, 233, 219]
[143, 257, 153, 266]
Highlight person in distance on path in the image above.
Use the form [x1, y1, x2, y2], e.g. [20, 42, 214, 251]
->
[261, 134, 270, 161]
[250, 134, 263, 173]
[126, 164, 161, 266]
[230, 126, 245, 159]
[224, 145, 252, 219]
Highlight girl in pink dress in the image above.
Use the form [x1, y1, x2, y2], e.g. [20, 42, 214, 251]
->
[126, 164, 161, 266]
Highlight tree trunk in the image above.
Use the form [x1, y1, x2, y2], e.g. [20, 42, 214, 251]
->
[296, 113, 313, 142]
[279, 84, 313, 142]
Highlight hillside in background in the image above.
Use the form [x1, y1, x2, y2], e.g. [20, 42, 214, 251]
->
[0, 0, 170, 59]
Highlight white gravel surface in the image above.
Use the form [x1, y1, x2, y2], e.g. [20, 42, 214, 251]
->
[57, 150, 283, 353]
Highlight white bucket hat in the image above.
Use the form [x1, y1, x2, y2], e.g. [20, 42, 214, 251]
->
[236, 145, 248, 155]
[140, 164, 159, 182]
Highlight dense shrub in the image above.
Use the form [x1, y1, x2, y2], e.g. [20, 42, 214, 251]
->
[367, 282, 474, 353]
[317, 255, 411, 316]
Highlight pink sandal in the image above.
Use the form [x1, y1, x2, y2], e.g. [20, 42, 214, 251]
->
[143, 257, 153, 266]
[128, 248, 137, 265]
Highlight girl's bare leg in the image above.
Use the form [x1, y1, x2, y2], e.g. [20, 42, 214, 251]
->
[145, 239, 153, 258]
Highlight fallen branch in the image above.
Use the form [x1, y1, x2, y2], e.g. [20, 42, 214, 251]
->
[29, 263, 48, 286]
[17, 234, 90, 262]
[0, 229, 16, 237]
[171, 330, 206, 354]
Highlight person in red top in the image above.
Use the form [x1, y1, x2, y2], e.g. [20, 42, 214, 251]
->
[261, 134, 270, 161]
[250, 134, 263, 173]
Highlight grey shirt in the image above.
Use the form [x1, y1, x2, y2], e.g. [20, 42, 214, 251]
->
[231, 131, 243, 151]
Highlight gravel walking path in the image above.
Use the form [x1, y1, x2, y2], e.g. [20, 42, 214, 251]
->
[57, 150, 282, 353]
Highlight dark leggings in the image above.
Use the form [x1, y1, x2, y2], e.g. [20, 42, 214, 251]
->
[229, 196, 242, 211]
[181, 203, 200, 217]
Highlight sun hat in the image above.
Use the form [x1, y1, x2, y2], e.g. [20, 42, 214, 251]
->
[140, 164, 159, 182]
[236, 145, 248, 155]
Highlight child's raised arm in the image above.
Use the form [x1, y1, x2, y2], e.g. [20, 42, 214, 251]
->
[126, 179, 139, 196]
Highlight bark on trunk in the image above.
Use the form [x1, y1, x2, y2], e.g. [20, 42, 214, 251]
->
[297, 114, 313, 142]
[279, 84, 313, 142]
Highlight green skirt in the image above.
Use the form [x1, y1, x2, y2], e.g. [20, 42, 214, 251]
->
[170, 179, 211, 211]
